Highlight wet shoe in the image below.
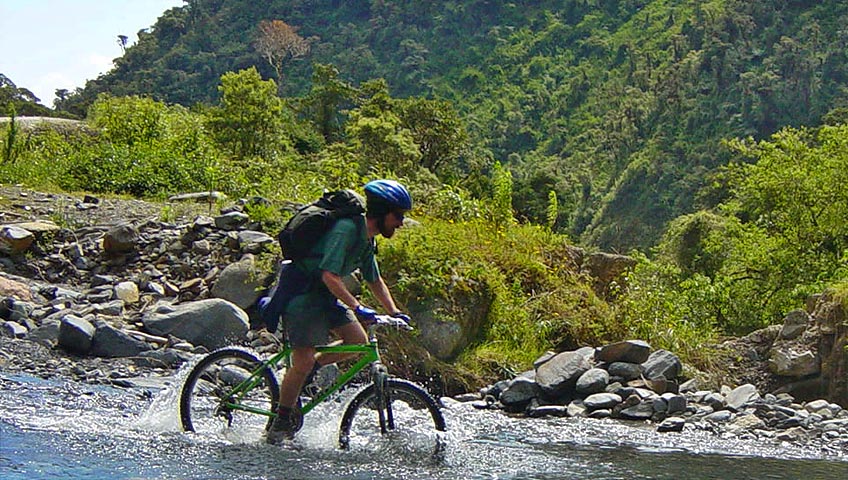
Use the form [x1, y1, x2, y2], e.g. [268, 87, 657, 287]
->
[265, 407, 303, 444]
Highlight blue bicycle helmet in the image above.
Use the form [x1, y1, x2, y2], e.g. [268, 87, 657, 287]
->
[364, 179, 413, 210]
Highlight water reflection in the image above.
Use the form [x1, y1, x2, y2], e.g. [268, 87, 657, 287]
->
[1, 373, 846, 480]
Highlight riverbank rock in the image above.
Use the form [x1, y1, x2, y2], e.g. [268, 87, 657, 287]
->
[464, 338, 848, 455]
[142, 299, 249, 349]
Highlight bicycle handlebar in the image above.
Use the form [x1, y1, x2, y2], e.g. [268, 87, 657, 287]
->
[368, 314, 414, 334]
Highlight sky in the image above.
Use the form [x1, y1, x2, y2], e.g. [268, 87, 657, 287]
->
[0, 0, 185, 108]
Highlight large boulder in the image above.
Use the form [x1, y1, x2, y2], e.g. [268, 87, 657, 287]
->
[641, 349, 682, 380]
[89, 320, 152, 357]
[596, 340, 651, 364]
[535, 347, 594, 396]
[210, 254, 267, 309]
[58, 314, 96, 354]
[499, 377, 541, 409]
[726, 383, 761, 412]
[406, 276, 493, 361]
[580, 252, 636, 299]
[142, 299, 249, 349]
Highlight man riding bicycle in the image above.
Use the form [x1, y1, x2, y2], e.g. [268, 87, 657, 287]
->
[266, 179, 413, 444]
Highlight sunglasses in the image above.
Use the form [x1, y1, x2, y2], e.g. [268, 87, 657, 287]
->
[392, 210, 406, 222]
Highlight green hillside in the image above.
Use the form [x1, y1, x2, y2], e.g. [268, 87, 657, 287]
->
[3, 0, 848, 383]
[40, 0, 847, 251]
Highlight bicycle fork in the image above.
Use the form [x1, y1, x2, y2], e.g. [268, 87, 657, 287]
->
[371, 362, 393, 434]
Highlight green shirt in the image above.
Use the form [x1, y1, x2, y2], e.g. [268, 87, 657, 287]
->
[285, 217, 378, 316]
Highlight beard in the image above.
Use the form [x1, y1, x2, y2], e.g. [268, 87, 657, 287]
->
[378, 218, 396, 238]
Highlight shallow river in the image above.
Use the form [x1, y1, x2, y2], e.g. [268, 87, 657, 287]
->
[1, 372, 846, 479]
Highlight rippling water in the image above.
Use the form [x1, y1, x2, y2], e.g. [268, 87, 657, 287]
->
[1, 372, 846, 479]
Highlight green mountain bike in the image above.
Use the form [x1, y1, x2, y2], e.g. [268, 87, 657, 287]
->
[178, 315, 446, 452]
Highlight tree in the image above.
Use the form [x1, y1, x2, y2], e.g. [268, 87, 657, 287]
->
[299, 63, 356, 143]
[206, 67, 285, 159]
[255, 20, 312, 93]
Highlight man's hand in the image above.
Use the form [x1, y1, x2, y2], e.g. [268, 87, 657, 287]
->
[390, 311, 412, 324]
[354, 305, 378, 325]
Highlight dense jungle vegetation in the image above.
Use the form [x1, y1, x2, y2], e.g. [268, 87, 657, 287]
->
[2, 0, 847, 381]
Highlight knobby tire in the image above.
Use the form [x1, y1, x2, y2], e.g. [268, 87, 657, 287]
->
[179, 348, 279, 436]
[338, 378, 446, 452]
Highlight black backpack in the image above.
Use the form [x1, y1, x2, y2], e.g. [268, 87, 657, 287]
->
[277, 189, 366, 260]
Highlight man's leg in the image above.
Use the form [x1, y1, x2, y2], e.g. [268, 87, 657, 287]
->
[278, 346, 316, 408]
[268, 346, 315, 443]
[314, 322, 367, 365]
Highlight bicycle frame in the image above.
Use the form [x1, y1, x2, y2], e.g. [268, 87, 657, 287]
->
[220, 339, 380, 418]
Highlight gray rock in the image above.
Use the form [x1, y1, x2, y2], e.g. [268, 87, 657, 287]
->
[89, 320, 152, 357]
[679, 378, 698, 393]
[134, 348, 190, 368]
[236, 230, 274, 254]
[583, 392, 622, 410]
[596, 340, 651, 364]
[527, 405, 569, 418]
[90, 274, 116, 287]
[168, 191, 226, 203]
[567, 399, 588, 417]
[768, 348, 819, 377]
[499, 377, 541, 407]
[726, 413, 766, 433]
[804, 399, 831, 413]
[779, 309, 809, 340]
[641, 349, 682, 380]
[608, 362, 642, 381]
[94, 300, 125, 316]
[657, 416, 686, 432]
[726, 384, 761, 412]
[775, 426, 808, 442]
[576, 368, 609, 394]
[0, 225, 34, 253]
[210, 255, 265, 309]
[661, 392, 688, 414]
[214, 211, 249, 230]
[26, 318, 60, 346]
[58, 314, 96, 354]
[1, 320, 27, 338]
[191, 239, 212, 255]
[702, 392, 725, 410]
[588, 409, 611, 419]
[704, 410, 733, 423]
[102, 223, 138, 253]
[619, 400, 654, 420]
[142, 299, 249, 349]
[536, 347, 594, 395]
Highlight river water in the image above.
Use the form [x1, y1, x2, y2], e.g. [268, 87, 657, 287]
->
[1, 371, 846, 480]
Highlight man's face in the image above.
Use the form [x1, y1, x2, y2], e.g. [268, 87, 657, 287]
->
[379, 210, 405, 238]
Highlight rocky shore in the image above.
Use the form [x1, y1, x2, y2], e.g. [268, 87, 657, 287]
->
[463, 339, 848, 456]
[1, 186, 846, 457]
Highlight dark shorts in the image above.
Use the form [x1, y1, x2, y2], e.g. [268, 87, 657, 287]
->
[284, 295, 356, 347]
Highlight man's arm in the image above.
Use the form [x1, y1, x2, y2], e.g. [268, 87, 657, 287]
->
[322, 270, 401, 315]
[321, 270, 359, 309]
[365, 276, 401, 315]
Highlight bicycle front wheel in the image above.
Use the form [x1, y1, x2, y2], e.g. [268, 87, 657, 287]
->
[339, 378, 446, 453]
[179, 348, 279, 439]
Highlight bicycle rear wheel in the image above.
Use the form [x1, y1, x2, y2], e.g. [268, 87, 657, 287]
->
[338, 378, 446, 453]
[179, 348, 279, 439]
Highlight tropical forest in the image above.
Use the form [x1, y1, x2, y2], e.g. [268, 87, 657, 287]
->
[2, 0, 847, 387]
